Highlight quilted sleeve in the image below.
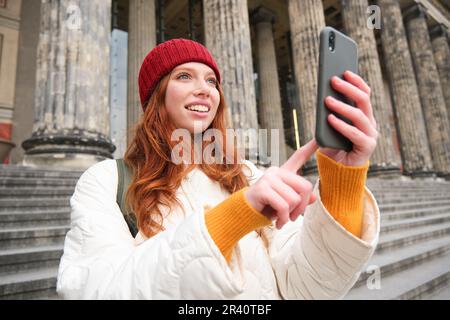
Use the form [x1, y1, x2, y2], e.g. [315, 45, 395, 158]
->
[56, 160, 250, 299]
[268, 179, 380, 299]
[242, 159, 380, 299]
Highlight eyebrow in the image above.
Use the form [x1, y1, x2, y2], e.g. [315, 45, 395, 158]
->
[173, 67, 216, 77]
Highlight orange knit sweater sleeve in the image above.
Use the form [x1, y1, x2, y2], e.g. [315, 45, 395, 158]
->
[205, 151, 369, 262]
[315, 150, 369, 238]
[204, 187, 272, 262]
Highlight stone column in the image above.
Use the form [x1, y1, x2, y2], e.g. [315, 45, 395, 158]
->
[287, 0, 325, 175]
[250, 6, 287, 164]
[22, 0, 115, 169]
[404, 4, 450, 179]
[203, 0, 259, 160]
[430, 25, 450, 125]
[11, 0, 40, 164]
[127, 0, 157, 145]
[377, 0, 433, 177]
[340, 0, 401, 177]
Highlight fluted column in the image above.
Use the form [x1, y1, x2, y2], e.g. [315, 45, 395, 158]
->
[404, 4, 450, 178]
[22, 0, 115, 169]
[341, 0, 401, 177]
[127, 0, 157, 145]
[250, 6, 287, 164]
[203, 0, 259, 159]
[430, 25, 450, 125]
[287, 0, 325, 175]
[377, 0, 433, 177]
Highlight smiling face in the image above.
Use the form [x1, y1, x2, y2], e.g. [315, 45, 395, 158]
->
[164, 62, 220, 134]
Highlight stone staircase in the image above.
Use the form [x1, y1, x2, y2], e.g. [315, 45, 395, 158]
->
[346, 177, 450, 300]
[0, 165, 449, 299]
[0, 164, 82, 299]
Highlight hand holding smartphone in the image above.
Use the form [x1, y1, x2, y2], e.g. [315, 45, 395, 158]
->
[315, 26, 358, 152]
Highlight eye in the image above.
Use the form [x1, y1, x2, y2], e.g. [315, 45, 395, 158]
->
[207, 77, 218, 85]
[176, 72, 190, 80]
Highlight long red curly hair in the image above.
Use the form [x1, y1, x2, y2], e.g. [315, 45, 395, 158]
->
[123, 72, 255, 239]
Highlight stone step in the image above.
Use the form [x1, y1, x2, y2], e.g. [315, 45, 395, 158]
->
[372, 183, 449, 188]
[0, 198, 71, 211]
[367, 179, 450, 187]
[0, 163, 82, 174]
[366, 179, 450, 191]
[379, 199, 450, 212]
[0, 168, 82, 179]
[344, 251, 450, 300]
[381, 205, 450, 221]
[33, 290, 61, 300]
[0, 226, 69, 250]
[377, 222, 450, 252]
[0, 187, 75, 198]
[381, 212, 450, 234]
[376, 194, 450, 205]
[373, 189, 450, 197]
[0, 205, 70, 214]
[0, 267, 58, 299]
[0, 210, 70, 228]
[0, 245, 63, 275]
[366, 184, 450, 191]
[352, 235, 450, 288]
[371, 186, 450, 192]
[374, 194, 450, 202]
[421, 282, 450, 299]
[0, 177, 78, 188]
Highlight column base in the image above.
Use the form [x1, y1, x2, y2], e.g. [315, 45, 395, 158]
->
[22, 152, 110, 170]
[368, 163, 402, 179]
[436, 172, 450, 180]
[404, 170, 437, 179]
[21, 129, 116, 169]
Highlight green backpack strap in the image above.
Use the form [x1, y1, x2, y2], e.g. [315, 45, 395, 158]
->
[116, 159, 138, 237]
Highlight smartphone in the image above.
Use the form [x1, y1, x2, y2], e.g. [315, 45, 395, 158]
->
[315, 26, 358, 152]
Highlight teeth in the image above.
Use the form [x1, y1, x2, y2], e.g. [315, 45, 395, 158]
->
[186, 105, 209, 112]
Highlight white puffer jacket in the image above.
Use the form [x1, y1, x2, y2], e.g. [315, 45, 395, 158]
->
[56, 158, 380, 299]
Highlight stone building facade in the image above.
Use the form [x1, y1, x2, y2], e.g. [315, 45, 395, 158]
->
[1, 0, 449, 179]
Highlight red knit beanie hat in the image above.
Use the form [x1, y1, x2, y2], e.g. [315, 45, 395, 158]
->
[138, 38, 221, 110]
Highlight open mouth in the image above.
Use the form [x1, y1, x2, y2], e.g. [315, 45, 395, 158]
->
[184, 104, 210, 113]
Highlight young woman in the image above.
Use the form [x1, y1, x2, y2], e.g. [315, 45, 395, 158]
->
[57, 39, 380, 299]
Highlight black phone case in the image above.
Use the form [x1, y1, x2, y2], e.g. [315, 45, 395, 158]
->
[315, 26, 358, 152]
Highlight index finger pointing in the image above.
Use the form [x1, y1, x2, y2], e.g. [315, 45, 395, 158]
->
[281, 139, 319, 173]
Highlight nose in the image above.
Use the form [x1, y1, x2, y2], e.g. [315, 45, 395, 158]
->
[193, 80, 211, 97]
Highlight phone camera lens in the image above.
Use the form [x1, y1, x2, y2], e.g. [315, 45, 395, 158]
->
[329, 31, 335, 51]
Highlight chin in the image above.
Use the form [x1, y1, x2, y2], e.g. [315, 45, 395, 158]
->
[186, 121, 214, 134]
